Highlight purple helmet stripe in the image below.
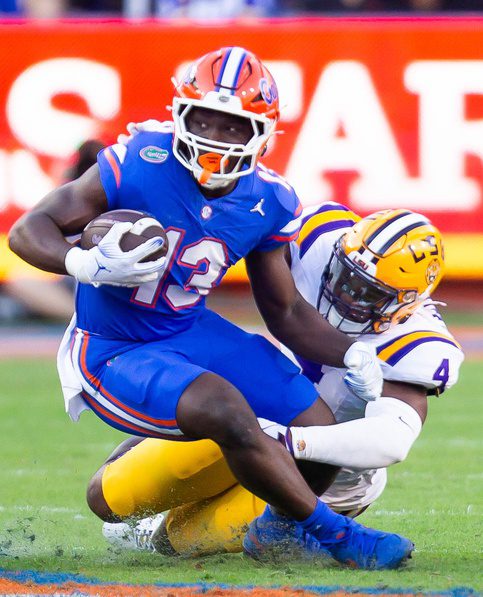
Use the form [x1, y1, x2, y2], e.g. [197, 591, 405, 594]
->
[299, 219, 357, 258]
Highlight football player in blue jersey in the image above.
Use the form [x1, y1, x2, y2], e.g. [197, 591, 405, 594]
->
[8, 46, 412, 568]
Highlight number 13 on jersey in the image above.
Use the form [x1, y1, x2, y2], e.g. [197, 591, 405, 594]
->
[131, 228, 229, 309]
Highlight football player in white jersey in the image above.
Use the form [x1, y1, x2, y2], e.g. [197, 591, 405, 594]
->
[262, 203, 463, 518]
[95, 204, 464, 559]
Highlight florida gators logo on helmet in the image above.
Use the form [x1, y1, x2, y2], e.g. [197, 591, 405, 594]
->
[259, 77, 278, 105]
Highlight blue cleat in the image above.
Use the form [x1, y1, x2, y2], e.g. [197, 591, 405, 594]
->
[242, 506, 327, 561]
[243, 506, 414, 569]
[317, 516, 415, 570]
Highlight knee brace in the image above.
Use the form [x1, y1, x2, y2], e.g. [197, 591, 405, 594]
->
[102, 438, 237, 518]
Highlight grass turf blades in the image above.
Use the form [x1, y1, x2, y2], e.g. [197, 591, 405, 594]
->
[0, 358, 481, 592]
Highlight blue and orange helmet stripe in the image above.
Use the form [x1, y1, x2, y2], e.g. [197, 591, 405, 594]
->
[215, 47, 248, 93]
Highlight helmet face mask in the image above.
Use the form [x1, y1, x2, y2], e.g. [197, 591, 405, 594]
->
[318, 210, 445, 336]
[319, 245, 401, 335]
[173, 102, 271, 188]
[171, 46, 279, 189]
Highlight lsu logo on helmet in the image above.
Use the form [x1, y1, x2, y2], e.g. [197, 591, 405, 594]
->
[319, 209, 444, 335]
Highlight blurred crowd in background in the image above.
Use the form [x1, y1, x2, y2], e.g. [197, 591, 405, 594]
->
[0, 0, 482, 17]
[0, 140, 104, 324]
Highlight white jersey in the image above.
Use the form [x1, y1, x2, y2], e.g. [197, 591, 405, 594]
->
[286, 202, 465, 511]
[289, 201, 463, 405]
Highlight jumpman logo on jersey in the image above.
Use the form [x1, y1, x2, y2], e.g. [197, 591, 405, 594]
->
[250, 198, 265, 217]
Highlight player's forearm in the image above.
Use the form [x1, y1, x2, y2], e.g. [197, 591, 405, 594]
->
[288, 397, 422, 469]
[266, 295, 353, 367]
[9, 211, 73, 275]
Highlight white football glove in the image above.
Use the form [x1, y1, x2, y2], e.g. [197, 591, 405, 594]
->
[117, 119, 169, 145]
[65, 221, 167, 288]
[343, 341, 383, 402]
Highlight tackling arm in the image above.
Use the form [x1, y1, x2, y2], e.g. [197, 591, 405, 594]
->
[284, 380, 427, 469]
[246, 245, 354, 367]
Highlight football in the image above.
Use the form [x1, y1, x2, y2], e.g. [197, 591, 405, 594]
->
[80, 209, 168, 263]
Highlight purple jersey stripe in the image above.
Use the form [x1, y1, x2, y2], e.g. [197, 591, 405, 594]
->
[376, 332, 412, 353]
[384, 336, 458, 366]
[295, 355, 323, 384]
[299, 219, 356, 258]
[375, 329, 456, 354]
[300, 203, 351, 228]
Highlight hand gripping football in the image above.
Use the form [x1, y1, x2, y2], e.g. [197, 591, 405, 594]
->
[81, 209, 168, 263]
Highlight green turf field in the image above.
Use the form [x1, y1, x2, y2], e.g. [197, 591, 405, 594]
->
[0, 357, 481, 592]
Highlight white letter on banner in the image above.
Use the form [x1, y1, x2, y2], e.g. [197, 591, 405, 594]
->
[403, 61, 483, 210]
[6, 58, 120, 157]
[0, 150, 9, 211]
[285, 61, 408, 207]
[10, 150, 55, 210]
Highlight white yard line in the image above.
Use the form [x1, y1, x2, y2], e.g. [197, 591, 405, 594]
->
[371, 508, 481, 516]
[0, 505, 85, 516]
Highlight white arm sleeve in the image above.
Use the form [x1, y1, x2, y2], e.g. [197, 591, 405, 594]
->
[288, 397, 423, 469]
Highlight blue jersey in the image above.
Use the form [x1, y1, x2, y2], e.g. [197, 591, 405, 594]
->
[75, 129, 302, 341]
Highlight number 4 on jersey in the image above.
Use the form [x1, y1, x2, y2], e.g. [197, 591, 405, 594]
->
[433, 358, 449, 392]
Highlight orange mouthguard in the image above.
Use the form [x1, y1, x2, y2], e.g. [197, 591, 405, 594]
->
[197, 153, 227, 184]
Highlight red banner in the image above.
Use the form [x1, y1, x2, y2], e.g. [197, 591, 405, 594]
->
[0, 18, 481, 279]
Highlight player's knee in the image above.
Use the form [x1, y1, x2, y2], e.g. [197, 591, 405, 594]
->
[219, 407, 260, 449]
[204, 399, 259, 449]
[86, 468, 120, 523]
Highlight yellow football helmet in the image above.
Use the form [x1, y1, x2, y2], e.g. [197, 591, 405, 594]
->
[318, 209, 444, 335]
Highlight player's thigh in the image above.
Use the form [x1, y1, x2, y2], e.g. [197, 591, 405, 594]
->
[199, 311, 319, 425]
[79, 338, 206, 437]
[175, 371, 266, 443]
[101, 437, 236, 518]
